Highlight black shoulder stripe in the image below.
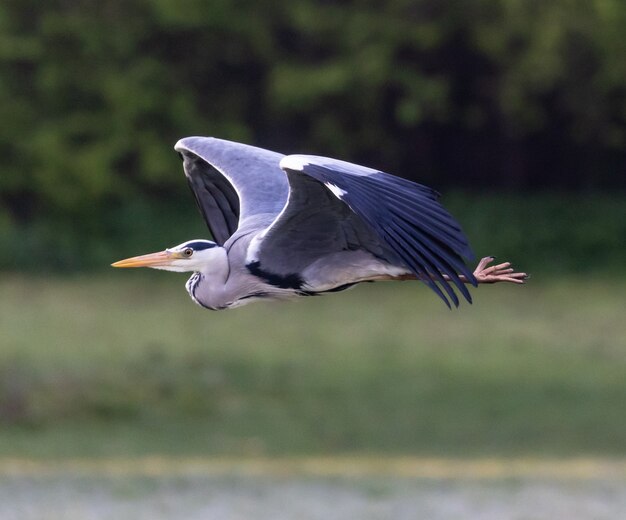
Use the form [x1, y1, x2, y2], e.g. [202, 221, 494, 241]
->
[246, 261, 305, 290]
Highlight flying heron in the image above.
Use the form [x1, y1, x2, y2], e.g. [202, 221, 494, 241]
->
[112, 137, 527, 310]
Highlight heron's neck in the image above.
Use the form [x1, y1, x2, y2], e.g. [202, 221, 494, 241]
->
[199, 245, 229, 281]
[185, 247, 231, 310]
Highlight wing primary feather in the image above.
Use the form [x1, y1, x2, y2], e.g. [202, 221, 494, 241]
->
[366, 176, 458, 222]
[379, 187, 465, 237]
[380, 193, 470, 252]
[201, 177, 239, 237]
[392, 217, 473, 303]
[383, 227, 455, 308]
[280, 157, 477, 307]
[385, 223, 463, 306]
[186, 178, 212, 228]
[186, 177, 231, 245]
[179, 137, 290, 245]
[315, 175, 471, 303]
[374, 173, 442, 200]
[349, 179, 471, 262]
[384, 197, 472, 257]
[317, 170, 472, 258]
[393, 213, 477, 288]
[182, 153, 241, 245]
[343, 198, 458, 305]
[396, 216, 472, 303]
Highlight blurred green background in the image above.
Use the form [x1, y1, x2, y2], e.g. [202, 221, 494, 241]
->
[0, 0, 625, 461]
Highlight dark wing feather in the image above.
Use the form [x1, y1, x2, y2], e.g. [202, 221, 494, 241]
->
[280, 155, 476, 307]
[183, 153, 240, 245]
[175, 137, 289, 246]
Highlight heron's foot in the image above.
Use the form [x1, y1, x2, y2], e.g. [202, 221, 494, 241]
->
[473, 256, 528, 284]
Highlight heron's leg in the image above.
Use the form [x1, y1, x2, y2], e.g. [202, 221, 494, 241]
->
[464, 256, 528, 284]
[371, 257, 528, 284]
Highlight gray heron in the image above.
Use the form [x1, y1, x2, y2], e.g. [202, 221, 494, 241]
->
[112, 137, 527, 310]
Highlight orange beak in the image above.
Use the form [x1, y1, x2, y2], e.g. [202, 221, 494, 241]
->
[111, 250, 177, 268]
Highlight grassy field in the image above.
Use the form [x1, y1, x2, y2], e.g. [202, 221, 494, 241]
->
[0, 272, 625, 458]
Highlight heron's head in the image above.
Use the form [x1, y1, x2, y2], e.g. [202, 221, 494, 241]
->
[112, 240, 222, 273]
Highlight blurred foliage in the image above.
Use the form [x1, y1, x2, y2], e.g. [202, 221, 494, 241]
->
[0, 0, 625, 271]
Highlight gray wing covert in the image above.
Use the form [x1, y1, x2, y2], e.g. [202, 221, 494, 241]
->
[251, 170, 390, 277]
[175, 137, 289, 245]
[276, 155, 477, 307]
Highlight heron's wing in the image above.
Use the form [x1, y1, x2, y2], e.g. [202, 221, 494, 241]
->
[175, 137, 289, 245]
[254, 154, 476, 307]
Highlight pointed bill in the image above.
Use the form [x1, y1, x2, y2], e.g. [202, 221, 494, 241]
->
[111, 250, 174, 268]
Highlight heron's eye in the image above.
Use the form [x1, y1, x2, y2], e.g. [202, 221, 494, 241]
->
[183, 248, 193, 257]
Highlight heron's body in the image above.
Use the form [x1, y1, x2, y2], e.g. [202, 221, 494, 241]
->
[113, 137, 527, 308]
[188, 239, 410, 311]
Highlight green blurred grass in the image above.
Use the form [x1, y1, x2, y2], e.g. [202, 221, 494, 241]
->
[0, 273, 625, 458]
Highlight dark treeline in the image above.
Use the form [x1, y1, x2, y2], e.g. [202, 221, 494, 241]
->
[1, 0, 625, 270]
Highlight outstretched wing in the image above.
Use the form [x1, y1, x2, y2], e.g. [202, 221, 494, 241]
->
[175, 137, 289, 245]
[254, 154, 476, 307]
